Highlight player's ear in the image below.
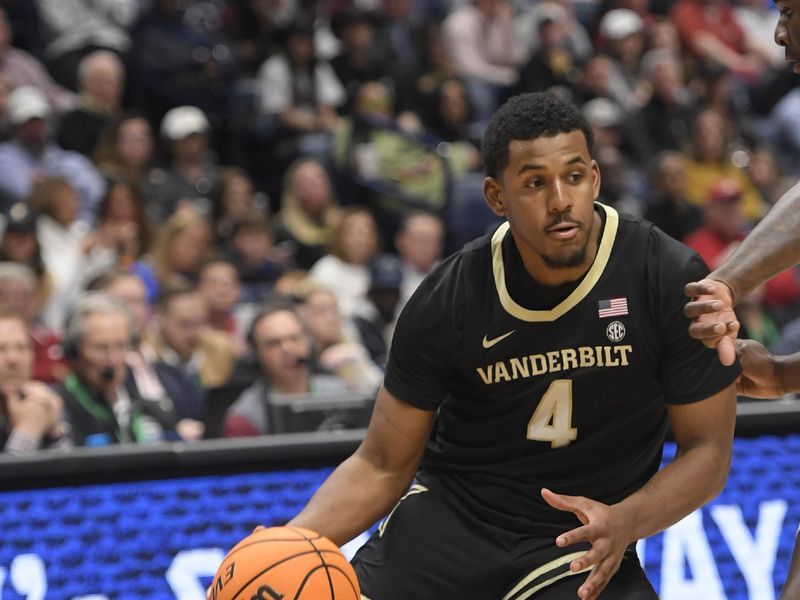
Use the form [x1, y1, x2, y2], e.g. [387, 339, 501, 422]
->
[590, 159, 602, 200]
[484, 176, 506, 217]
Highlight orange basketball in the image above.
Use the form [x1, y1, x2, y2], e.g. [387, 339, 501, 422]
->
[208, 526, 361, 600]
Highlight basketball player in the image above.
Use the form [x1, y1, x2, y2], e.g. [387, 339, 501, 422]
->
[281, 92, 739, 600]
[683, 4, 800, 597]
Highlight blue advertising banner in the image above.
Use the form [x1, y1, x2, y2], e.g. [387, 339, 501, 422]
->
[0, 435, 798, 599]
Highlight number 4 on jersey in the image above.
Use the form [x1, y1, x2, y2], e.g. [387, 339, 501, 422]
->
[527, 379, 577, 448]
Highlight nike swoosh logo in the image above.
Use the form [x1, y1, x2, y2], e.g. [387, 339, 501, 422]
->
[482, 330, 515, 349]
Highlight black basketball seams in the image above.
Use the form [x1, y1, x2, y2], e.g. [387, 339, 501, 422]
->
[228, 548, 347, 599]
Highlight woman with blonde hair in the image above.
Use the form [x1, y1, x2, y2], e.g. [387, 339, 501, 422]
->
[132, 208, 213, 303]
[273, 157, 341, 270]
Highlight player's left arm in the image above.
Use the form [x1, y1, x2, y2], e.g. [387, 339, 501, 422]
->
[542, 381, 736, 600]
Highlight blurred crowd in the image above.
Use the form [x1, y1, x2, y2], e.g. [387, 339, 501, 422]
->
[1, 0, 800, 453]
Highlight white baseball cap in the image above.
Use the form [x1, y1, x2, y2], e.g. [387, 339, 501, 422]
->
[160, 105, 209, 140]
[7, 86, 51, 126]
[599, 8, 644, 40]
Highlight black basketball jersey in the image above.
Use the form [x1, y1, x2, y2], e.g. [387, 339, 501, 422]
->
[383, 203, 739, 536]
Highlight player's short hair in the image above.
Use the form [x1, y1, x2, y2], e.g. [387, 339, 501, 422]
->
[481, 92, 594, 179]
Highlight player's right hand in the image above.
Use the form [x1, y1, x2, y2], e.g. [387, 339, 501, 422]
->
[736, 339, 783, 398]
[541, 488, 629, 600]
[683, 278, 740, 366]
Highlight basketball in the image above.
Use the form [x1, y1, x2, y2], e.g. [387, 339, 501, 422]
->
[208, 526, 361, 600]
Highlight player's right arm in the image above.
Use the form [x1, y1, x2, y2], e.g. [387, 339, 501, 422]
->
[287, 385, 437, 546]
[685, 180, 800, 362]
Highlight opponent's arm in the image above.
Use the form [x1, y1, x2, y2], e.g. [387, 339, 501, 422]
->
[780, 531, 800, 600]
[543, 382, 736, 600]
[685, 180, 800, 362]
[288, 385, 437, 546]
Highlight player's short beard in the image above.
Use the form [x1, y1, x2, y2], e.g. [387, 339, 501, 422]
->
[542, 244, 588, 269]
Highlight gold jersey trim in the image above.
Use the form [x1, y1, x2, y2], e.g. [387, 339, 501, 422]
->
[500, 550, 592, 600]
[491, 203, 619, 322]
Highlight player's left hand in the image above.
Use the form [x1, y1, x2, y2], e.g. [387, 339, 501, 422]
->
[541, 488, 631, 600]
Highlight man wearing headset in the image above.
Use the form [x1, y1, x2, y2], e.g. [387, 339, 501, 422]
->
[54, 292, 174, 446]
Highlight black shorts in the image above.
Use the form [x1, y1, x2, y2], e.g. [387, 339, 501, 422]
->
[352, 482, 658, 600]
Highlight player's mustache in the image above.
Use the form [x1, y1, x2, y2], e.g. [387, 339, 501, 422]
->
[545, 214, 579, 230]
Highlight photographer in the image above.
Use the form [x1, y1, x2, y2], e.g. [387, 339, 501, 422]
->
[0, 308, 69, 454]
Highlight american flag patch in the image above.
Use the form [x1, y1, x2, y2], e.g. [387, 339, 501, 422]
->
[598, 297, 628, 318]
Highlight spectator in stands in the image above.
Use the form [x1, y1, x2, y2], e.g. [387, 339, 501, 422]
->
[352, 252, 405, 366]
[0, 86, 104, 220]
[29, 177, 116, 332]
[223, 300, 352, 437]
[0, 203, 52, 319]
[296, 281, 383, 393]
[670, 0, 765, 80]
[684, 179, 800, 312]
[0, 7, 75, 113]
[394, 211, 444, 312]
[513, 2, 580, 97]
[197, 260, 247, 354]
[93, 113, 155, 186]
[515, 1, 592, 67]
[0, 262, 67, 383]
[56, 50, 124, 158]
[128, 0, 233, 125]
[55, 293, 175, 446]
[255, 16, 345, 163]
[35, 0, 139, 91]
[273, 158, 342, 270]
[212, 168, 264, 245]
[134, 208, 214, 303]
[424, 78, 482, 163]
[402, 21, 458, 125]
[226, 213, 286, 305]
[644, 151, 703, 242]
[683, 107, 765, 222]
[146, 106, 221, 223]
[747, 146, 794, 207]
[637, 49, 697, 154]
[596, 8, 649, 110]
[0, 309, 69, 454]
[92, 269, 205, 442]
[92, 178, 152, 270]
[442, 0, 526, 128]
[330, 7, 386, 115]
[372, 0, 424, 74]
[309, 205, 383, 322]
[221, 0, 285, 77]
[142, 280, 235, 413]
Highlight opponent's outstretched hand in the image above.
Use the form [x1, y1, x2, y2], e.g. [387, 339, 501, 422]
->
[683, 278, 740, 366]
[541, 488, 631, 600]
[736, 339, 783, 398]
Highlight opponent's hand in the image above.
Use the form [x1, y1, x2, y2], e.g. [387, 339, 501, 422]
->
[684, 278, 740, 366]
[736, 339, 783, 398]
[541, 488, 631, 600]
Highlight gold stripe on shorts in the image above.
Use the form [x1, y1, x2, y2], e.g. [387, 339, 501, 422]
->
[501, 551, 592, 600]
